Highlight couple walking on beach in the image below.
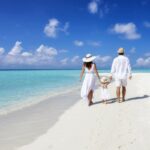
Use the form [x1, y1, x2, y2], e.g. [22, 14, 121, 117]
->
[80, 48, 132, 106]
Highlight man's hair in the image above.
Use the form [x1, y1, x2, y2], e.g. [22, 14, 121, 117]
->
[118, 53, 124, 55]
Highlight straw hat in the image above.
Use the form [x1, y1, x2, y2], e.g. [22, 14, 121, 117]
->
[118, 47, 125, 54]
[100, 76, 110, 84]
[82, 54, 96, 62]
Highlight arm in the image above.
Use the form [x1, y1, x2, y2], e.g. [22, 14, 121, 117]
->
[94, 63, 100, 81]
[80, 64, 85, 81]
[127, 58, 132, 80]
[110, 59, 116, 80]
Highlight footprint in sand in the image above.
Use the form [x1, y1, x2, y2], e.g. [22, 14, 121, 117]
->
[118, 145, 122, 149]
[130, 138, 136, 144]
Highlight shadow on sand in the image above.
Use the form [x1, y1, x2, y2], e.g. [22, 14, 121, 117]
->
[125, 95, 150, 102]
[92, 95, 150, 106]
[92, 98, 116, 105]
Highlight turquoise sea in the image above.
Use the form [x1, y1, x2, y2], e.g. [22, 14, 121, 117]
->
[0, 69, 149, 114]
[0, 70, 81, 114]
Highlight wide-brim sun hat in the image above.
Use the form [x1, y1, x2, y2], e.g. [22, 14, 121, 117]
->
[82, 53, 96, 62]
[118, 47, 125, 54]
[100, 76, 110, 83]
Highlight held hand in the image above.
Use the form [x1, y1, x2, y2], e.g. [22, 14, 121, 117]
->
[129, 76, 132, 80]
[109, 76, 112, 81]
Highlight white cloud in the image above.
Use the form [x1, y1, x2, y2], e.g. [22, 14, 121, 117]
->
[0, 48, 5, 55]
[44, 18, 69, 38]
[1, 41, 59, 67]
[136, 57, 150, 67]
[110, 23, 141, 40]
[60, 58, 69, 65]
[60, 22, 69, 35]
[59, 49, 68, 53]
[36, 44, 57, 57]
[88, 1, 98, 14]
[21, 52, 33, 57]
[95, 55, 112, 66]
[143, 21, 150, 28]
[88, 41, 101, 47]
[130, 47, 136, 53]
[74, 40, 84, 47]
[8, 41, 22, 55]
[88, 0, 109, 18]
[71, 56, 80, 63]
[44, 18, 59, 38]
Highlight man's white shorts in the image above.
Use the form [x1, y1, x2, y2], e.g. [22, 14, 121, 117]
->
[115, 78, 127, 87]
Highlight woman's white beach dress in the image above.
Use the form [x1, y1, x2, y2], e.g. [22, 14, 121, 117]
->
[81, 64, 96, 100]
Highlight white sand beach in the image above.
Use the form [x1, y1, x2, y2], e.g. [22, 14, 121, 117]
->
[0, 73, 150, 150]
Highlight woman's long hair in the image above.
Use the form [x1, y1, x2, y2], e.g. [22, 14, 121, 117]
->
[84, 61, 93, 69]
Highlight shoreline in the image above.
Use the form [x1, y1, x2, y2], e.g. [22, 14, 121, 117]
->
[17, 73, 150, 150]
[0, 86, 81, 150]
[0, 84, 80, 116]
[0, 73, 150, 150]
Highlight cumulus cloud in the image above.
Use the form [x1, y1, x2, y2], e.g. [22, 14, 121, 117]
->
[0, 41, 59, 67]
[136, 52, 150, 67]
[136, 57, 150, 67]
[88, 41, 101, 47]
[88, 0, 109, 18]
[110, 23, 141, 40]
[36, 44, 57, 57]
[21, 52, 33, 57]
[95, 55, 112, 66]
[88, 0, 98, 14]
[0, 48, 5, 55]
[143, 21, 150, 28]
[8, 41, 22, 55]
[44, 18, 59, 38]
[60, 58, 69, 65]
[74, 40, 84, 47]
[44, 18, 69, 38]
[71, 56, 80, 63]
[0, 41, 112, 69]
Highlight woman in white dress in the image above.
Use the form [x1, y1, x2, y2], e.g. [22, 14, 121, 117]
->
[80, 54, 100, 106]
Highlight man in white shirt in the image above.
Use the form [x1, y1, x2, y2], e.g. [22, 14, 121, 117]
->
[110, 48, 132, 102]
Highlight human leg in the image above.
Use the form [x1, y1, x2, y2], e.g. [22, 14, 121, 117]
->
[122, 86, 126, 101]
[88, 90, 93, 106]
[116, 87, 121, 102]
[121, 79, 127, 102]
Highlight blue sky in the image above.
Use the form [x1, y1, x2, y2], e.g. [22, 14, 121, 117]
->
[0, 0, 150, 69]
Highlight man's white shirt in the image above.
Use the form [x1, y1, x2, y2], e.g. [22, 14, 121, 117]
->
[111, 55, 132, 79]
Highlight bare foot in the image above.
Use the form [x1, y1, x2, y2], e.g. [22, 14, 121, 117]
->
[122, 98, 125, 102]
[102, 100, 107, 104]
[104, 101, 107, 104]
[88, 101, 93, 106]
[116, 98, 120, 103]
